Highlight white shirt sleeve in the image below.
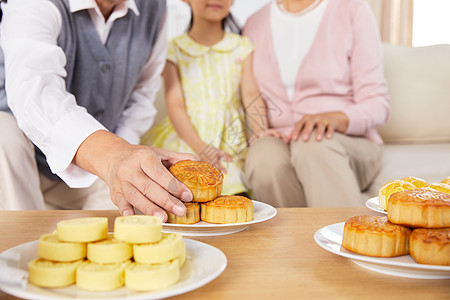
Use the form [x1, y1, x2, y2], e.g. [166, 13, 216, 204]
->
[114, 14, 168, 145]
[1, 0, 104, 187]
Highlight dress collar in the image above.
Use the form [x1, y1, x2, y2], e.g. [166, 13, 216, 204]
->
[175, 32, 241, 57]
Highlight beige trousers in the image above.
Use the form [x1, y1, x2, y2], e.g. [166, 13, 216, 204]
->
[0, 111, 117, 211]
[245, 133, 382, 207]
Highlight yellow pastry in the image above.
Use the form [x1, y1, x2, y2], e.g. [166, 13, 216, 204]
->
[56, 217, 108, 243]
[441, 177, 450, 185]
[87, 234, 132, 264]
[38, 233, 86, 262]
[125, 260, 180, 292]
[201, 195, 254, 224]
[342, 215, 410, 257]
[387, 188, 450, 228]
[169, 160, 223, 202]
[76, 260, 130, 291]
[166, 202, 200, 224]
[410, 228, 450, 266]
[428, 182, 450, 194]
[401, 176, 429, 188]
[173, 239, 187, 268]
[28, 258, 82, 288]
[114, 215, 162, 244]
[133, 233, 184, 264]
[378, 180, 416, 211]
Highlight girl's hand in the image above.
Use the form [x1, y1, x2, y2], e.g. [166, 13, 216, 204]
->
[250, 129, 289, 144]
[289, 112, 349, 142]
[198, 145, 232, 174]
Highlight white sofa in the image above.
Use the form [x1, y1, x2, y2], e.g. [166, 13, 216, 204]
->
[363, 43, 450, 199]
[151, 43, 450, 202]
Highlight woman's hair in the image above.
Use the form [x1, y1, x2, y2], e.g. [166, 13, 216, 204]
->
[187, 12, 242, 34]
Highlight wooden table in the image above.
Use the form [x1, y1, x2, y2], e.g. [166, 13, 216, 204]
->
[0, 208, 449, 300]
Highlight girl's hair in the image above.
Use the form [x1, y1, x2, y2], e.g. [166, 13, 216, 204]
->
[187, 13, 242, 34]
[0, 0, 7, 22]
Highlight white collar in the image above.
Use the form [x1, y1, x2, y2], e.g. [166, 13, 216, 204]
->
[69, 0, 140, 16]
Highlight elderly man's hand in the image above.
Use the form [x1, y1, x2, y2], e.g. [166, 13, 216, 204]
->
[74, 130, 197, 221]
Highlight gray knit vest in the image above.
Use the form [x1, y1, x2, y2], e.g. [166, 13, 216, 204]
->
[0, 0, 166, 181]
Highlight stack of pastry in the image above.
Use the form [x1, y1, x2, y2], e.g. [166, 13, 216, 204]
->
[167, 160, 254, 224]
[387, 186, 450, 266]
[342, 176, 450, 266]
[28, 216, 186, 291]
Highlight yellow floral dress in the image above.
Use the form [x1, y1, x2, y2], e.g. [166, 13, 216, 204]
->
[141, 33, 254, 195]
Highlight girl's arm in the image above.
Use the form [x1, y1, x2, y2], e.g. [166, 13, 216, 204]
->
[241, 53, 288, 143]
[164, 61, 230, 172]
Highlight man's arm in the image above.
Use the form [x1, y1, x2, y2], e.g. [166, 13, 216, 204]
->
[1, 0, 196, 218]
[1, 0, 104, 187]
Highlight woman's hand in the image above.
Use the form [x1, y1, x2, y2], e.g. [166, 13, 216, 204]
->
[289, 112, 349, 142]
[197, 144, 232, 174]
[249, 129, 289, 144]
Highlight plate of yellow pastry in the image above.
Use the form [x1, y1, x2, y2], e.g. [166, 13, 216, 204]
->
[0, 237, 226, 300]
[367, 176, 450, 214]
[0, 216, 227, 300]
[314, 222, 450, 279]
[163, 200, 277, 236]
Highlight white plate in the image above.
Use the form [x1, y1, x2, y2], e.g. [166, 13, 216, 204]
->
[365, 197, 387, 214]
[0, 238, 227, 300]
[314, 222, 450, 279]
[162, 200, 277, 236]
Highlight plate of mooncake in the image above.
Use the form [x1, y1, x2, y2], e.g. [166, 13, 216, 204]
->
[0, 216, 227, 300]
[162, 200, 277, 236]
[164, 160, 277, 236]
[314, 222, 450, 279]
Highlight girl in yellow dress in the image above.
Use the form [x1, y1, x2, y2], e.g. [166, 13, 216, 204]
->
[141, 0, 274, 195]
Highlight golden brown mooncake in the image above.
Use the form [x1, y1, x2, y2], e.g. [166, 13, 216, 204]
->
[169, 160, 223, 203]
[165, 202, 200, 224]
[201, 195, 254, 224]
[342, 215, 411, 257]
[409, 228, 450, 266]
[387, 188, 450, 228]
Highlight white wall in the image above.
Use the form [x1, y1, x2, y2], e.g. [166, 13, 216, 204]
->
[231, 0, 272, 27]
[413, 0, 450, 46]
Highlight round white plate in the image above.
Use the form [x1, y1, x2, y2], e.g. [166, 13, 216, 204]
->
[314, 222, 450, 279]
[0, 238, 227, 300]
[365, 197, 387, 214]
[162, 200, 277, 236]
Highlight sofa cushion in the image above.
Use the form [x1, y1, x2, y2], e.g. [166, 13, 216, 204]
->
[378, 43, 450, 144]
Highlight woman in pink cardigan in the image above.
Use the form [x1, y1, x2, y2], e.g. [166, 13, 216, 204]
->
[243, 0, 390, 207]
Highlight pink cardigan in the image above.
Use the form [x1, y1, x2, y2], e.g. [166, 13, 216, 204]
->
[243, 0, 390, 144]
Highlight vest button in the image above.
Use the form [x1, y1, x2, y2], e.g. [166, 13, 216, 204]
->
[101, 64, 111, 72]
[94, 110, 104, 118]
